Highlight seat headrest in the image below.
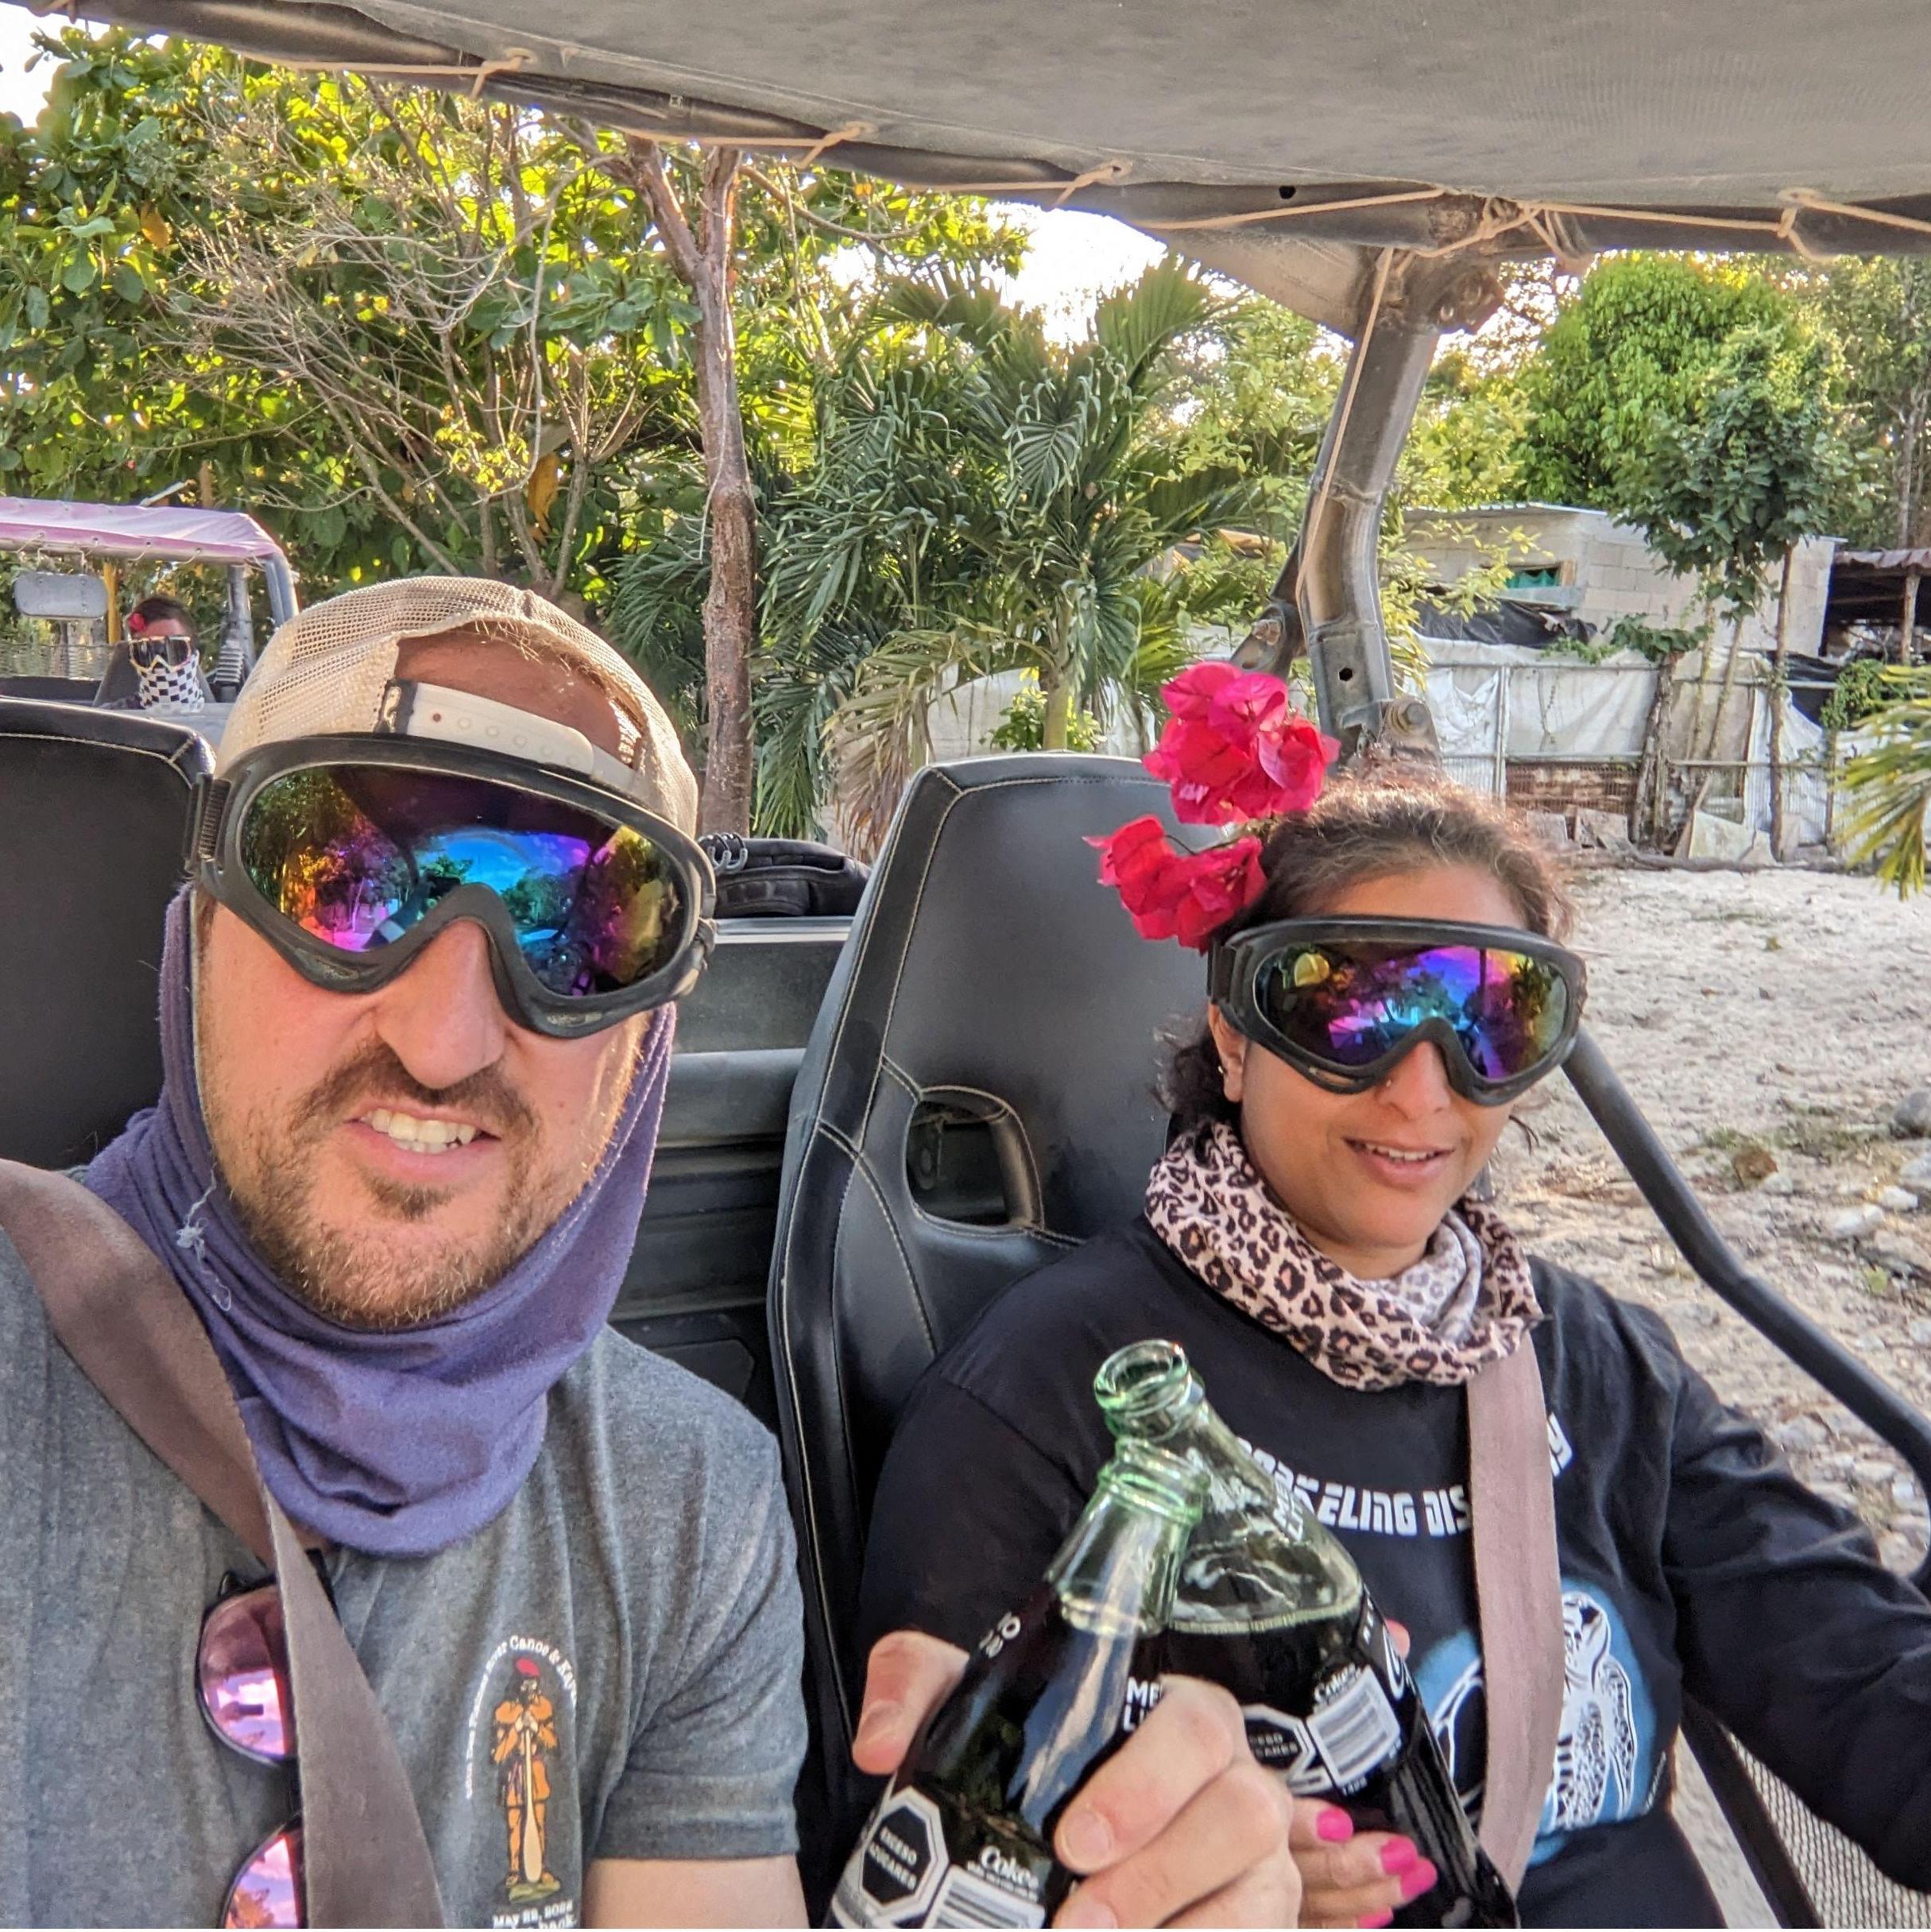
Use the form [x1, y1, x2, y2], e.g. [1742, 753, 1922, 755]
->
[0, 701, 211, 1167]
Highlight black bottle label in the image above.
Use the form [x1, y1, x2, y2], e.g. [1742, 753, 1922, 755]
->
[831, 1787, 1051, 1927]
[831, 1595, 1161, 1927]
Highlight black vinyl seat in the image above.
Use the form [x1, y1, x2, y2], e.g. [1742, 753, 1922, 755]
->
[767, 753, 1202, 1843]
[0, 700, 211, 1168]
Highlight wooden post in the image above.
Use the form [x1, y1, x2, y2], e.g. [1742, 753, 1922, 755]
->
[1769, 545, 1794, 859]
[1901, 567, 1921, 666]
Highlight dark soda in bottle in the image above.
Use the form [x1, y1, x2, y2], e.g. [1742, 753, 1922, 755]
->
[1094, 1340, 1517, 1930]
[832, 1440, 1204, 1927]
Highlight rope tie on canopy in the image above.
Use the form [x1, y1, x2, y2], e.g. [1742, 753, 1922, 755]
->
[278, 45, 536, 96]
[798, 122, 873, 166]
[1051, 159, 1132, 205]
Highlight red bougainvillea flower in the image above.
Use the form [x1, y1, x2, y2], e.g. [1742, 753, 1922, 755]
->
[1088, 818, 1266, 952]
[1142, 661, 1339, 825]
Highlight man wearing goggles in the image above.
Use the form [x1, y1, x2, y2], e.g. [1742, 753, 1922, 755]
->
[0, 577, 1296, 1929]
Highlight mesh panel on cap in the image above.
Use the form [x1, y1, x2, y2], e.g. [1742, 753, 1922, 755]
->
[219, 578, 698, 834]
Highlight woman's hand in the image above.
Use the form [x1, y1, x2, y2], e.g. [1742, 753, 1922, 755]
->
[1287, 1622, 1434, 1929]
[1288, 1804, 1434, 1929]
[855, 1630, 1302, 1927]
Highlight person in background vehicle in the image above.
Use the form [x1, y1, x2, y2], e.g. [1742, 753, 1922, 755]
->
[95, 592, 211, 710]
[859, 676, 1931, 1930]
[0, 578, 1298, 1929]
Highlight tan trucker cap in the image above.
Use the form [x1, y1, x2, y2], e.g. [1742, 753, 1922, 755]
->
[219, 577, 698, 835]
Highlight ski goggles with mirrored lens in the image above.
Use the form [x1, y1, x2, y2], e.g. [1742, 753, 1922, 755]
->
[1209, 918, 1586, 1104]
[191, 737, 715, 1037]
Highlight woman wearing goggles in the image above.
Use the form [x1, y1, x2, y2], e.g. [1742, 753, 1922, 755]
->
[861, 764, 1931, 1931]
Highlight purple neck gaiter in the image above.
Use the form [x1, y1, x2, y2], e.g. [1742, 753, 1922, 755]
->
[84, 891, 674, 1558]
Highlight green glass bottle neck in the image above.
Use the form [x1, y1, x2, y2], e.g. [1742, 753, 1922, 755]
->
[1047, 1447, 1201, 1638]
[1095, 1342, 1364, 1631]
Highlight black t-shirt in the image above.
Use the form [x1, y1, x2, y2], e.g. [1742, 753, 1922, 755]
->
[859, 1218, 1931, 1928]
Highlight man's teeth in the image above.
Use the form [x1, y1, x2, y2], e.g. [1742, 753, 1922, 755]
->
[362, 1108, 480, 1154]
[1359, 1141, 1440, 1164]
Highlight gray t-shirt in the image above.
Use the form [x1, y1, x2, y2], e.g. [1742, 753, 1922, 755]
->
[0, 1231, 807, 1929]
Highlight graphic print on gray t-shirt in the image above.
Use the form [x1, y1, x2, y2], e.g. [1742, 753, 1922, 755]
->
[0, 1233, 807, 1929]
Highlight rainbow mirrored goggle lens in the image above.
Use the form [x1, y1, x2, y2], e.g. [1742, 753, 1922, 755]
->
[196, 741, 713, 1036]
[242, 766, 682, 997]
[1212, 920, 1585, 1103]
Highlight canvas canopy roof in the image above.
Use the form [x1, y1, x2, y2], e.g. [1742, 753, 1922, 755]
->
[41, 0, 1931, 335]
[0, 498, 288, 567]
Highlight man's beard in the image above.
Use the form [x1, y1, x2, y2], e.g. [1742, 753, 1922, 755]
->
[211, 1039, 578, 1330]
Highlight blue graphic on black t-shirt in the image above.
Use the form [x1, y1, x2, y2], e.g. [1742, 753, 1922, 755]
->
[1414, 1584, 1658, 1864]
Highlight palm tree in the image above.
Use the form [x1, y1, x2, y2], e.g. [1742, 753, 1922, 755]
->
[1839, 672, 1931, 892]
[791, 261, 1260, 845]
[610, 260, 1264, 844]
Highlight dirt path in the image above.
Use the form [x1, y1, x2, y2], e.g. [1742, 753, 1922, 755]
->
[1497, 863, 1931, 1570]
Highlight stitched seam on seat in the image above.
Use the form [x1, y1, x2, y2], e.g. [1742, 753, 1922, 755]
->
[805, 770, 964, 1145]
[0, 730, 192, 774]
[772, 1125, 863, 1740]
[824, 1121, 938, 1355]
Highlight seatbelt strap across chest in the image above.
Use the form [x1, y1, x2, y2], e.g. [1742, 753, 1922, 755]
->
[0, 1160, 445, 1928]
[1465, 1337, 1567, 1892]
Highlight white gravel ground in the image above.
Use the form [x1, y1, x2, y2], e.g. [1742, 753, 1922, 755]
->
[1498, 863, 1931, 1568]
[1489, 862, 1931, 1925]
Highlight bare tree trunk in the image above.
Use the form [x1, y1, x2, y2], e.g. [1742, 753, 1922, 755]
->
[628, 142, 757, 834]
[1633, 655, 1672, 847]
[1041, 676, 1073, 752]
[1901, 568, 1921, 667]
[1770, 545, 1794, 858]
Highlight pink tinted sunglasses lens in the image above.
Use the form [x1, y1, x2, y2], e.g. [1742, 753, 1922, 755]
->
[199, 1587, 292, 1761]
[222, 1824, 304, 1930]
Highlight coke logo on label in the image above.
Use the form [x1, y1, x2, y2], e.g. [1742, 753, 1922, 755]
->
[973, 1845, 1041, 1896]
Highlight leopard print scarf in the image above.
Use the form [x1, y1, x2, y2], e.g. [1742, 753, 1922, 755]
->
[1145, 1120, 1542, 1392]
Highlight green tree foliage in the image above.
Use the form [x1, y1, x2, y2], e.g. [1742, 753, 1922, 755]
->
[609, 264, 1267, 840]
[1513, 255, 1797, 513]
[810, 264, 1262, 842]
[1781, 257, 1931, 549]
[1621, 319, 1845, 623]
[0, 25, 1020, 604]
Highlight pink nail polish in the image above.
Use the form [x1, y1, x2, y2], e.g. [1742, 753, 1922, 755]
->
[1358, 1913, 1395, 1929]
[1316, 1808, 1355, 1844]
[1378, 1840, 1418, 1876]
[1399, 1859, 1439, 1903]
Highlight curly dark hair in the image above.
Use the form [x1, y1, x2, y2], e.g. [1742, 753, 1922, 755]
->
[1160, 763, 1573, 1132]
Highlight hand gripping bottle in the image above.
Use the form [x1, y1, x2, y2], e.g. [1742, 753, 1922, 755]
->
[833, 1440, 1205, 1928]
[1094, 1340, 1517, 1930]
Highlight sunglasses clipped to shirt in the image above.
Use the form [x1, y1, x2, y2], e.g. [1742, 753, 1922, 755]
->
[189, 684, 716, 1038]
[1209, 917, 1587, 1105]
[200, 1579, 304, 1928]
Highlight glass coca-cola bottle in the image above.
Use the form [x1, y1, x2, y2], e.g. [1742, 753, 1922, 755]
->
[1094, 1339, 1517, 1930]
[833, 1440, 1204, 1928]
